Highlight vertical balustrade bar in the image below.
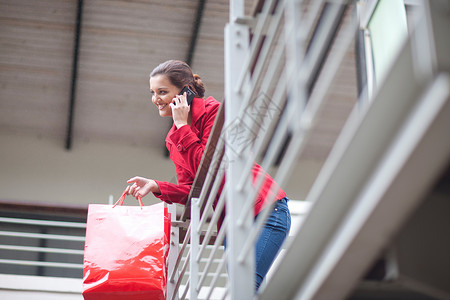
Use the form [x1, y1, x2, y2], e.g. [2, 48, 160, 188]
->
[190, 197, 201, 300]
[170, 225, 190, 283]
[167, 204, 179, 300]
[225, 0, 253, 298]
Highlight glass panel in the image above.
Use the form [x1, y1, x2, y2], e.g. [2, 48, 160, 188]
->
[368, 0, 408, 87]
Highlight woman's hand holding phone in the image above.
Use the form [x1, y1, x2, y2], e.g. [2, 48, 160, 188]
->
[170, 91, 191, 129]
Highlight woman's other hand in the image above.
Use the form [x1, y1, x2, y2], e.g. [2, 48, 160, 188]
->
[125, 176, 161, 199]
[170, 92, 190, 129]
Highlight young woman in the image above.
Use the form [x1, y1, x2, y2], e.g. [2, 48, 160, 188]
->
[125, 60, 291, 290]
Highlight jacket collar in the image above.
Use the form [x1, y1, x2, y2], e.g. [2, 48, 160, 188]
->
[191, 97, 206, 125]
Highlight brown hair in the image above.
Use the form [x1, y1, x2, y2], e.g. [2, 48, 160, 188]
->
[150, 60, 205, 98]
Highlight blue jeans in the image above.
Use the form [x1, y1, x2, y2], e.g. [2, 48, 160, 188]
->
[255, 197, 291, 290]
[223, 198, 291, 291]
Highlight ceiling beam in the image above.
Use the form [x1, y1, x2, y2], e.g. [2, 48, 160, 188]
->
[186, 0, 207, 66]
[65, 0, 84, 150]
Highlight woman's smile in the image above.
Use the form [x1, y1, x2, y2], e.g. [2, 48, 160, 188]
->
[150, 74, 179, 117]
[158, 103, 168, 110]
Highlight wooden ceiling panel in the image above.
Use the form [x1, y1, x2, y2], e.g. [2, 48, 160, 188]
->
[0, 0, 75, 138]
[0, 0, 358, 164]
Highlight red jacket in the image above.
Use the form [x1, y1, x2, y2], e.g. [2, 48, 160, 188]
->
[153, 96, 286, 219]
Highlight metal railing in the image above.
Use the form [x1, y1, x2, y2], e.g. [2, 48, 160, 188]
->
[166, 0, 450, 299]
[166, 0, 357, 299]
[0, 216, 85, 278]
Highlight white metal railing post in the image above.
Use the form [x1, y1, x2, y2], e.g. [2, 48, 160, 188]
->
[225, 0, 253, 299]
[190, 197, 201, 300]
[284, 0, 307, 120]
[167, 204, 179, 300]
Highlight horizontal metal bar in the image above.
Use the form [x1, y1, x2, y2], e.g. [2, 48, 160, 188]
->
[234, 0, 323, 194]
[197, 166, 226, 234]
[171, 250, 190, 300]
[180, 252, 225, 264]
[300, 0, 327, 42]
[171, 220, 190, 228]
[241, 0, 285, 95]
[197, 134, 226, 211]
[0, 258, 83, 269]
[180, 277, 189, 300]
[249, 5, 349, 182]
[220, 282, 229, 300]
[0, 231, 85, 242]
[198, 258, 224, 265]
[206, 252, 228, 300]
[235, 41, 288, 171]
[186, 271, 227, 279]
[235, 0, 280, 93]
[236, 0, 286, 116]
[238, 0, 355, 226]
[238, 6, 357, 263]
[0, 244, 84, 255]
[238, 197, 277, 263]
[0, 217, 86, 228]
[170, 224, 191, 283]
[302, 3, 347, 89]
[295, 74, 450, 300]
[197, 217, 228, 291]
[236, 36, 288, 192]
[274, 3, 357, 187]
[259, 13, 433, 299]
[237, 101, 296, 226]
[196, 189, 227, 262]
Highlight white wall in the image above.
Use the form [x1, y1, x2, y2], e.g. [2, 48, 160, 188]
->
[0, 274, 82, 300]
[0, 133, 176, 207]
[0, 133, 322, 208]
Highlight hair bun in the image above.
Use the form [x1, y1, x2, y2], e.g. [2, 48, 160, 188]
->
[192, 74, 205, 97]
[193, 74, 201, 81]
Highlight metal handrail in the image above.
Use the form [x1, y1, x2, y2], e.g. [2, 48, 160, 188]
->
[171, 250, 191, 300]
[167, 1, 356, 299]
[197, 217, 228, 291]
[0, 217, 86, 228]
[196, 164, 226, 235]
[0, 244, 84, 255]
[238, 3, 357, 263]
[196, 190, 227, 263]
[205, 252, 228, 300]
[170, 224, 191, 283]
[0, 230, 85, 242]
[0, 216, 85, 275]
[0, 259, 82, 269]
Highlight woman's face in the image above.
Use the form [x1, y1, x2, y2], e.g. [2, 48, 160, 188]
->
[149, 74, 179, 117]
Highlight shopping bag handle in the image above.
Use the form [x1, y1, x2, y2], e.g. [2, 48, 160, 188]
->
[113, 189, 144, 208]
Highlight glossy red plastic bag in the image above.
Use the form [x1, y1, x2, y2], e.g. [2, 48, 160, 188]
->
[82, 200, 170, 300]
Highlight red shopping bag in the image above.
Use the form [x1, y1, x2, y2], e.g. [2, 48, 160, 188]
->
[82, 194, 170, 300]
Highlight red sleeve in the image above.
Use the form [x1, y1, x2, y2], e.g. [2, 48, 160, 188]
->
[152, 180, 191, 205]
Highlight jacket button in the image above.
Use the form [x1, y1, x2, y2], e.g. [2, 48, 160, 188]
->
[177, 144, 183, 152]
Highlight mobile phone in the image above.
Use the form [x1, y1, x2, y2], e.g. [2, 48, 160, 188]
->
[179, 86, 195, 106]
